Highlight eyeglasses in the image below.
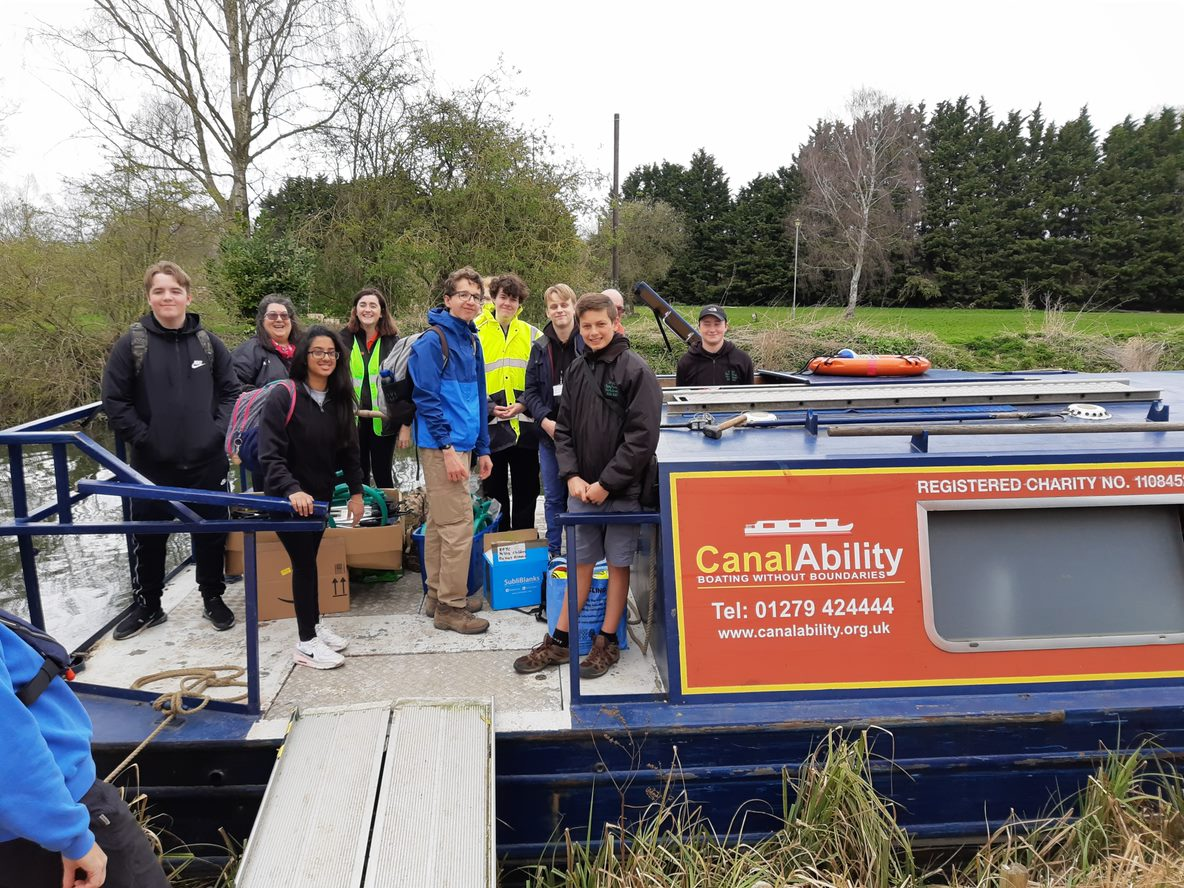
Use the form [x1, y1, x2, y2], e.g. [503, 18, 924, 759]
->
[264, 312, 290, 321]
[309, 349, 339, 360]
[450, 291, 481, 303]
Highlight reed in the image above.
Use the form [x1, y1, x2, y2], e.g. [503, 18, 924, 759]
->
[525, 731, 1184, 888]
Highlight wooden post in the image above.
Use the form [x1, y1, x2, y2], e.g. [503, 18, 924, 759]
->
[999, 863, 1028, 888]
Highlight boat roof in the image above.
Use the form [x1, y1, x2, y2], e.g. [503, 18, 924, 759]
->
[659, 370, 1184, 465]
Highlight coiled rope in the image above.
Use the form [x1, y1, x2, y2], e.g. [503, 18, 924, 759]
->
[104, 666, 247, 783]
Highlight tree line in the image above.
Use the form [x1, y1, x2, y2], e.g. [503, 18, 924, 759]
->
[608, 94, 1183, 313]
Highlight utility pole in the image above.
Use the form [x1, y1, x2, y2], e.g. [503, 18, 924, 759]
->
[611, 113, 620, 289]
[792, 219, 801, 321]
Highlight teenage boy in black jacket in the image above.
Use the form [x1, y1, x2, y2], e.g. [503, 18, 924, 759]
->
[675, 304, 755, 386]
[521, 284, 584, 558]
[101, 261, 240, 640]
[513, 292, 661, 679]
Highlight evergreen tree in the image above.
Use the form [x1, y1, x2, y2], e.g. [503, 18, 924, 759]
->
[622, 149, 733, 301]
[725, 167, 803, 305]
[1091, 109, 1184, 309]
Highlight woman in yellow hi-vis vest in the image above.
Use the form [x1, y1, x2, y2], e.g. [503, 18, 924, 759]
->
[477, 274, 542, 530]
[346, 287, 410, 488]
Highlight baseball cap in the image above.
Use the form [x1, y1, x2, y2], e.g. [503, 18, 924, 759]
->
[699, 305, 728, 323]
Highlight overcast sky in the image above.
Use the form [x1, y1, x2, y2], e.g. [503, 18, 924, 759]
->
[2, 0, 1181, 207]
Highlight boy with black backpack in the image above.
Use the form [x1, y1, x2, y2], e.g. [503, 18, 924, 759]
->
[513, 292, 661, 679]
[101, 261, 240, 640]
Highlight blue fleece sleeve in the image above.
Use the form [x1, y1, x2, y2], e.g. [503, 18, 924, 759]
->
[475, 338, 491, 457]
[409, 336, 452, 448]
[0, 649, 94, 859]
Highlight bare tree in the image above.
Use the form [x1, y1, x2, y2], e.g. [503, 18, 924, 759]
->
[47, 0, 409, 227]
[315, 15, 422, 180]
[795, 88, 923, 317]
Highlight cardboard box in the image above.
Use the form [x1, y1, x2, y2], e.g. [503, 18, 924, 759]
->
[330, 519, 404, 570]
[482, 529, 549, 610]
[254, 535, 350, 622]
[226, 520, 404, 574]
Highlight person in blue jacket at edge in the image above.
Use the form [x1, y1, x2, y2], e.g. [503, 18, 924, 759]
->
[0, 622, 169, 887]
[408, 266, 494, 634]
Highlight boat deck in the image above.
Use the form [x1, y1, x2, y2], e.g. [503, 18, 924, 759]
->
[78, 563, 663, 741]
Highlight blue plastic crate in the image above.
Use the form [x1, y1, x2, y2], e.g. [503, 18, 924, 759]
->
[412, 513, 502, 597]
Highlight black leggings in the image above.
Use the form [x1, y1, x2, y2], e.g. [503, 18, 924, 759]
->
[277, 529, 324, 641]
[358, 421, 396, 488]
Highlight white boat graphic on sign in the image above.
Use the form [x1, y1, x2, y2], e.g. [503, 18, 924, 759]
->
[743, 518, 854, 536]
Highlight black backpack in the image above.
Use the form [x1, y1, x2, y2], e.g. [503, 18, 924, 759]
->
[0, 609, 74, 706]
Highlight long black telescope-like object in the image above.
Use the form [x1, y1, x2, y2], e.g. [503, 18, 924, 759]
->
[633, 282, 700, 348]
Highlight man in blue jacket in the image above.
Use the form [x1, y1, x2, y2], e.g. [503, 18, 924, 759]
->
[409, 267, 494, 634]
[0, 622, 169, 887]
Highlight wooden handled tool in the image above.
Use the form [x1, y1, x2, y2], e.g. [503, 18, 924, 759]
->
[703, 413, 749, 439]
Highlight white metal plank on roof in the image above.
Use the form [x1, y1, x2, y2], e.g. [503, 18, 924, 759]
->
[236, 704, 391, 887]
[364, 698, 495, 888]
[665, 378, 1160, 413]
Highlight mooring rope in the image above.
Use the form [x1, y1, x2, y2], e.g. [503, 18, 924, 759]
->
[104, 665, 247, 783]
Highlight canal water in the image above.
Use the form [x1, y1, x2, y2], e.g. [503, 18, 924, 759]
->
[1, 419, 422, 650]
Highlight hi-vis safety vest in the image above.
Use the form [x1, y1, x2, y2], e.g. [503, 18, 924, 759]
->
[350, 334, 383, 435]
[476, 303, 541, 441]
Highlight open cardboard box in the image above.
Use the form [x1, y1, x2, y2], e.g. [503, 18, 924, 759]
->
[226, 488, 403, 574]
[482, 529, 549, 610]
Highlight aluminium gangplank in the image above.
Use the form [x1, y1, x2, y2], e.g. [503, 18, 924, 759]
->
[235, 699, 495, 888]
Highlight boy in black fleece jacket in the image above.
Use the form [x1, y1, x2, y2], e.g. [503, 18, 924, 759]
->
[101, 261, 240, 641]
[674, 304, 754, 386]
[513, 293, 661, 679]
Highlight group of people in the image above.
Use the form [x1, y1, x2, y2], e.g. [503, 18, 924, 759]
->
[0, 261, 758, 886]
[96, 260, 756, 674]
[99, 265, 399, 670]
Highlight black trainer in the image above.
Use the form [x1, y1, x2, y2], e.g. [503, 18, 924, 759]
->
[202, 595, 235, 631]
[113, 603, 167, 640]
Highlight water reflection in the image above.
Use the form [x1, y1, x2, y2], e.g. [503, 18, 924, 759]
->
[1, 418, 424, 649]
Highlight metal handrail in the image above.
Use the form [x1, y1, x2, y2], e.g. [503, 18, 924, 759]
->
[2, 417, 325, 715]
[558, 510, 664, 708]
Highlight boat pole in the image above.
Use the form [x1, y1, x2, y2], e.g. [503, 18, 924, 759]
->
[611, 112, 620, 289]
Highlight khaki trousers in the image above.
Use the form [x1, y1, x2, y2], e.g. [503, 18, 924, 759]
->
[422, 448, 473, 608]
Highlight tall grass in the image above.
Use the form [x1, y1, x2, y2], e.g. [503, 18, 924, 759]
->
[523, 730, 1184, 888]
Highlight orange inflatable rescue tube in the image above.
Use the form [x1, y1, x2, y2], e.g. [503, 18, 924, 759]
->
[807, 353, 931, 377]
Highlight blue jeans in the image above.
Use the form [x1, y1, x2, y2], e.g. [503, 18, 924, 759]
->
[539, 440, 565, 555]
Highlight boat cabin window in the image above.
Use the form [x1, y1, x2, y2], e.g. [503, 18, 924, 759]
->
[921, 502, 1184, 652]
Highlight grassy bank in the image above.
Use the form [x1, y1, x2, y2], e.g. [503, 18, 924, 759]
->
[621, 304, 1184, 377]
[701, 305, 1184, 343]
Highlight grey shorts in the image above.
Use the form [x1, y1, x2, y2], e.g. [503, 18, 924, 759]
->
[567, 496, 641, 568]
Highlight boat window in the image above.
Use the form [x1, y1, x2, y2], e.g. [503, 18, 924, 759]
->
[921, 503, 1184, 652]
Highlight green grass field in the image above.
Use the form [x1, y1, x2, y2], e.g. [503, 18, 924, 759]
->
[654, 304, 1184, 343]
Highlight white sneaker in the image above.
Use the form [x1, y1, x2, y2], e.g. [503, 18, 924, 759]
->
[315, 621, 349, 652]
[294, 637, 345, 669]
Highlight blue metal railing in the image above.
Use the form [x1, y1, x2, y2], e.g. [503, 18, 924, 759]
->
[2, 403, 325, 715]
[559, 510, 664, 707]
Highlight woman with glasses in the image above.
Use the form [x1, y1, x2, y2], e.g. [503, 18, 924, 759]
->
[258, 325, 364, 669]
[346, 287, 410, 489]
[231, 294, 303, 387]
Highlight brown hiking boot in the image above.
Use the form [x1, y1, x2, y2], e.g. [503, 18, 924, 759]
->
[579, 634, 620, 679]
[425, 595, 484, 617]
[433, 602, 489, 634]
[513, 634, 571, 674]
